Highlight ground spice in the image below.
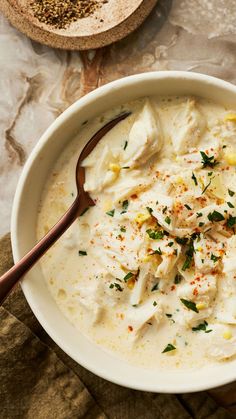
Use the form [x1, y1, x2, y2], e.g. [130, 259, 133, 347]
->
[30, 0, 104, 29]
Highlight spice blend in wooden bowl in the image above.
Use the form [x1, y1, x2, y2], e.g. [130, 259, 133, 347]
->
[30, 0, 107, 29]
[1, 0, 157, 49]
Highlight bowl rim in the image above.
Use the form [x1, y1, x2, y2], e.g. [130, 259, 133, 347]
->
[11, 71, 236, 393]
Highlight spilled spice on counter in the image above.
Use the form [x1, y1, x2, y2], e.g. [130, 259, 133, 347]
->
[30, 0, 105, 29]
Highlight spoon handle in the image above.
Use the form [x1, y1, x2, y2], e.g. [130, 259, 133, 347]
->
[0, 196, 87, 305]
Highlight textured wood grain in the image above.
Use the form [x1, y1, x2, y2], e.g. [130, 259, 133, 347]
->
[0, 0, 157, 50]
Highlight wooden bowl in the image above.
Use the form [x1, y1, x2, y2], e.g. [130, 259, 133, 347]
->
[0, 0, 158, 50]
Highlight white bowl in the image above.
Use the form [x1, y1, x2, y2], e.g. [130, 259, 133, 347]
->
[11, 71, 236, 393]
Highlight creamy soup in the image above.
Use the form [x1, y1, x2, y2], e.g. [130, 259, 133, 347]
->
[37, 96, 236, 370]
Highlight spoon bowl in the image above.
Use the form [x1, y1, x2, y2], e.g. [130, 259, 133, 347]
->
[0, 112, 130, 304]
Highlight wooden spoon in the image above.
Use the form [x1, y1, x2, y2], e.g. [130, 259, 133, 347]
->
[0, 112, 130, 304]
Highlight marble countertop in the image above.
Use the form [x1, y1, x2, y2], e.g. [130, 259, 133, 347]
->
[1, 0, 236, 408]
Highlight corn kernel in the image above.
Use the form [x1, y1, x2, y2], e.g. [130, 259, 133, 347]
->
[175, 176, 184, 184]
[224, 113, 236, 122]
[224, 152, 236, 165]
[135, 212, 151, 226]
[142, 255, 152, 263]
[223, 330, 232, 340]
[127, 278, 135, 290]
[196, 302, 206, 310]
[109, 163, 121, 173]
[197, 246, 203, 252]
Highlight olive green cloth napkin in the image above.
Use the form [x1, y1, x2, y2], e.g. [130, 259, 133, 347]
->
[0, 234, 234, 419]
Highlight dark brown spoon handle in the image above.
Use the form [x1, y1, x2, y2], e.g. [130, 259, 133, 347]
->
[0, 195, 88, 304]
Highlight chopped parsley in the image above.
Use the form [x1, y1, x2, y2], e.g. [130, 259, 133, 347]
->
[174, 274, 182, 284]
[109, 283, 123, 292]
[153, 301, 157, 306]
[176, 237, 188, 245]
[146, 206, 153, 215]
[162, 206, 168, 214]
[180, 298, 199, 313]
[228, 189, 235, 197]
[165, 216, 171, 225]
[227, 201, 234, 208]
[123, 272, 134, 282]
[226, 215, 236, 228]
[168, 241, 174, 247]
[120, 226, 126, 232]
[123, 140, 128, 150]
[146, 229, 164, 240]
[165, 313, 172, 318]
[182, 256, 193, 271]
[162, 343, 176, 353]
[191, 172, 198, 186]
[182, 239, 194, 271]
[200, 151, 218, 168]
[211, 253, 220, 262]
[121, 200, 129, 214]
[192, 321, 212, 333]
[201, 180, 211, 194]
[106, 209, 115, 217]
[199, 222, 204, 227]
[196, 212, 203, 218]
[208, 172, 213, 176]
[78, 250, 87, 256]
[207, 210, 224, 222]
[122, 166, 130, 169]
[184, 204, 192, 210]
[151, 283, 159, 292]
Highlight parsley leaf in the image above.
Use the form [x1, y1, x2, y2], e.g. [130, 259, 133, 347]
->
[202, 179, 211, 194]
[191, 172, 198, 186]
[192, 321, 210, 332]
[184, 204, 192, 210]
[151, 283, 159, 292]
[200, 151, 218, 168]
[121, 200, 129, 214]
[227, 201, 234, 208]
[226, 215, 236, 228]
[123, 272, 134, 282]
[174, 274, 182, 284]
[162, 343, 176, 353]
[165, 216, 171, 225]
[146, 206, 153, 215]
[123, 140, 128, 150]
[78, 250, 87, 256]
[228, 189, 235, 197]
[208, 210, 224, 222]
[211, 254, 220, 262]
[182, 239, 194, 271]
[106, 209, 115, 217]
[146, 229, 164, 240]
[180, 298, 199, 313]
[109, 283, 123, 292]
